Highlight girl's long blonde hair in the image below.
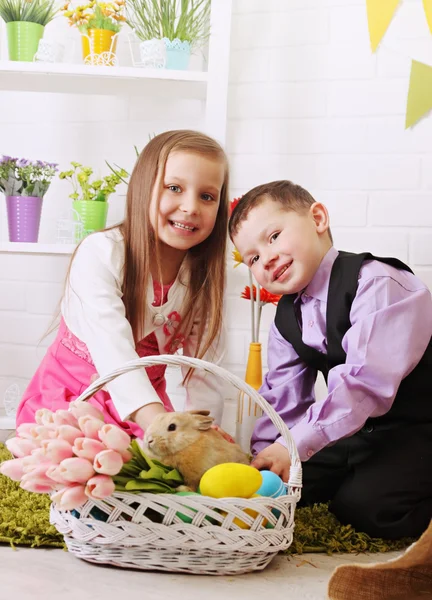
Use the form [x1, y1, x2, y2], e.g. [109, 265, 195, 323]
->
[120, 129, 229, 361]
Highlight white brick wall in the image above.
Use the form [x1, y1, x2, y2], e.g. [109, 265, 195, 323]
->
[1, 0, 431, 426]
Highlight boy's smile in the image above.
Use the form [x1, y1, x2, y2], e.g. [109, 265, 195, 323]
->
[233, 198, 332, 296]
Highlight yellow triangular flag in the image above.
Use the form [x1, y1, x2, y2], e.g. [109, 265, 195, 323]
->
[405, 60, 432, 128]
[366, 0, 400, 52]
[423, 0, 432, 33]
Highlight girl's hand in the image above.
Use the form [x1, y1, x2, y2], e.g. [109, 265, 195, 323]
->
[211, 424, 235, 444]
[130, 403, 167, 433]
[251, 442, 291, 483]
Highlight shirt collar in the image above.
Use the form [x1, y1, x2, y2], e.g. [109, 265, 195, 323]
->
[301, 246, 338, 302]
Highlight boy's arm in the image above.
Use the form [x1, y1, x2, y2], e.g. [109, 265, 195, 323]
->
[252, 321, 317, 454]
[277, 273, 432, 462]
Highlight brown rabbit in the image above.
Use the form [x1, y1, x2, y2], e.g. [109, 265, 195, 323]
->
[143, 410, 250, 491]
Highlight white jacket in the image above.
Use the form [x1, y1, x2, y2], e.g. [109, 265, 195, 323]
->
[61, 228, 225, 423]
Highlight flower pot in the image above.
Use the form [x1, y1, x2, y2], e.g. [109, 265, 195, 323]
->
[6, 196, 43, 243]
[72, 200, 108, 242]
[163, 37, 191, 70]
[6, 21, 45, 62]
[82, 29, 118, 66]
[138, 38, 166, 68]
[236, 342, 264, 454]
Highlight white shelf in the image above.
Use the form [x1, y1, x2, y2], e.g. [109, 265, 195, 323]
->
[0, 415, 15, 430]
[0, 61, 208, 98]
[0, 242, 76, 254]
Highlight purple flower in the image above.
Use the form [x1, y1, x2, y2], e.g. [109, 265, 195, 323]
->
[16, 158, 30, 168]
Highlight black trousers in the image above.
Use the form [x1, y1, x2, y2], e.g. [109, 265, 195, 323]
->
[298, 421, 432, 539]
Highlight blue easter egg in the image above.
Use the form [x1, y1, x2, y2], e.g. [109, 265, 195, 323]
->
[256, 470, 286, 498]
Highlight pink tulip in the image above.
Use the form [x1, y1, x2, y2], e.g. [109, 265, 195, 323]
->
[55, 425, 84, 445]
[57, 457, 95, 483]
[40, 439, 74, 463]
[22, 449, 51, 473]
[85, 475, 115, 500]
[120, 449, 132, 463]
[93, 449, 124, 476]
[52, 485, 88, 511]
[35, 408, 55, 426]
[70, 400, 104, 422]
[6, 437, 39, 458]
[46, 465, 71, 485]
[16, 423, 38, 440]
[52, 410, 79, 428]
[98, 424, 131, 453]
[25, 463, 53, 479]
[32, 425, 57, 442]
[78, 416, 104, 440]
[0, 458, 26, 481]
[72, 438, 106, 461]
[21, 478, 56, 494]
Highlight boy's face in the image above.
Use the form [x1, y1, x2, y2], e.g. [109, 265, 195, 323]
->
[233, 198, 332, 296]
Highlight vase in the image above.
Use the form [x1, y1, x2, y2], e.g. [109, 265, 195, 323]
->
[82, 29, 118, 66]
[236, 342, 264, 454]
[6, 21, 45, 62]
[72, 200, 108, 242]
[6, 196, 43, 243]
[163, 37, 191, 70]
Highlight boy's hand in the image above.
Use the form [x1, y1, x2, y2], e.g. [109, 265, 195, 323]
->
[251, 443, 292, 483]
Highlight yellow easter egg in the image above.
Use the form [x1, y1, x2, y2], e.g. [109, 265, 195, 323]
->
[232, 494, 268, 529]
[200, 463, 263, 499]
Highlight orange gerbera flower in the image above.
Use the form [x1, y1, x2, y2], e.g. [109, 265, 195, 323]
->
[241, 285, 281, 305]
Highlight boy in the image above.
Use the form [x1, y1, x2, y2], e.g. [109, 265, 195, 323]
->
[229, 180, 432, 540]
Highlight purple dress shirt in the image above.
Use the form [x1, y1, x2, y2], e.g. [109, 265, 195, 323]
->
[252, 247, 432, 462]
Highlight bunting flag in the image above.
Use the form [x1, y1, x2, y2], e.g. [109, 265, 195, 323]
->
[423, 0, 432, 33]
[405, 60, 432, 128]
[366, 0, 400, 52]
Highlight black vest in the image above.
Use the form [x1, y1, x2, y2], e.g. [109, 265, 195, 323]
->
[275, 251, 432, 426]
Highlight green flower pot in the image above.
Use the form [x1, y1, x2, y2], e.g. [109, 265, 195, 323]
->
[6, 21, 45, 62]
[73, 200, 108, 242]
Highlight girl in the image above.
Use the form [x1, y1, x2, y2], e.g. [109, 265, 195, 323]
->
[16, 130, 230, 437]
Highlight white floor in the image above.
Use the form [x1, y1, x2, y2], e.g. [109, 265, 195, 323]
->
[0, 546, 401, 600]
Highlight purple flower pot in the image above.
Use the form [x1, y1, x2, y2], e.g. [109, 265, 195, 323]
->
[6, 195, 43, 243]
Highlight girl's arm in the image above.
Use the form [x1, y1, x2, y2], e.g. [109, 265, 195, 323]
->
[181, 314, 227, 425]
[62, 232, 165, 426]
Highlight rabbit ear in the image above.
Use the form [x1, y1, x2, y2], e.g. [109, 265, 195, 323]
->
[187, 410, 211, 417]
[193, 414, 214, 431]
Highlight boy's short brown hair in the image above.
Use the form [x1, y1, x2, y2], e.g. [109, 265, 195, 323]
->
[229, 180, 332, 243]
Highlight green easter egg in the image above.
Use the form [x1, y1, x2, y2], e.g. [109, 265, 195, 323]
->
[174, 491, 204, 524]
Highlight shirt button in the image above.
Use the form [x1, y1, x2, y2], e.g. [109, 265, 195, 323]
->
[308, 320, 314, 327]
[152, 313, 165, 326]
[307, 449, 314, 458]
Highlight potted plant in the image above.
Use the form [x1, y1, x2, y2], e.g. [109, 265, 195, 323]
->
[0, 156, 58, 243]
[126, 0, 211, 70]
[61, 0, 126, 65]
[59, 161, 127, 241]
[0, 0, 58, 61]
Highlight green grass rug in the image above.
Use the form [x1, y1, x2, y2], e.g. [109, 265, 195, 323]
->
[0, 444, 412, 554]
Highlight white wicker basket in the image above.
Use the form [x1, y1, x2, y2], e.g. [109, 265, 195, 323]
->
[50, 355, 302, 575]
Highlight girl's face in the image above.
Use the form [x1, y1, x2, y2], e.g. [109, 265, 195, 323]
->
[150, 150, 225, 259]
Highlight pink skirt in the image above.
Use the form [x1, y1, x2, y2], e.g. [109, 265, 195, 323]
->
[16, 319, 174, 438]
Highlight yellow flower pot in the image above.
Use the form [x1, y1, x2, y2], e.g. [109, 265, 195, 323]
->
[236, 342, 264, 454]
[81, 29, 118, 66]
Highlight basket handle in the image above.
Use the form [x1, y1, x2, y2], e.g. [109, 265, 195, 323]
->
[74, 355, 302, 489]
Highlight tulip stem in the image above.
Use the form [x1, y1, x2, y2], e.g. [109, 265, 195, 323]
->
[249, 270, 256, 343]
[256, 285, 263, 343]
